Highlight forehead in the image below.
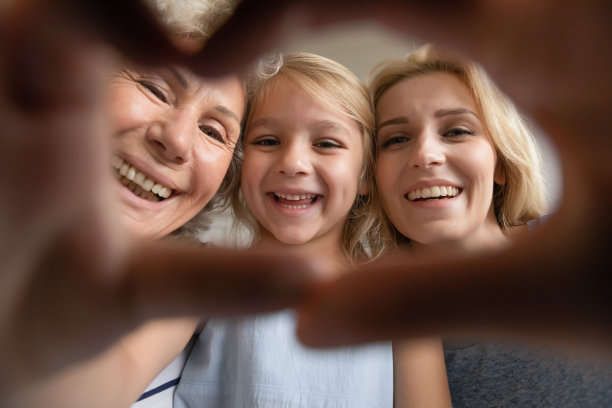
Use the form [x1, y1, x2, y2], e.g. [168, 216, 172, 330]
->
[378, 72, 477, 115]
[171, 66, 246, 113]
[258, 76, 354, 121]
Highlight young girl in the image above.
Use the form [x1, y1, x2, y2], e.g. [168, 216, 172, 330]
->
[173, 52, 451, 407]
[369, 45, 612, 408]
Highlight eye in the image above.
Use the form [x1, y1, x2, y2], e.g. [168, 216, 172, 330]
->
[443, 127, 474, 137]
[199, 124, 226, 144]
[381, 135, 409, 148]
[314, 139, 342, 149]
[138, 81, 169, 104]
[252, 137, 280, 146]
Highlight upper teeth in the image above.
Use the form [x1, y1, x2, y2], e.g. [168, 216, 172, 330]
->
[274, 192, 316, 200]
[407, 186, 459, 201]
[112, 155, 172, 198]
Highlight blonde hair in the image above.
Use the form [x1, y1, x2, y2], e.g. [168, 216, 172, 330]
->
[369, 45, 547, 240]
[230, 52, 388, 263]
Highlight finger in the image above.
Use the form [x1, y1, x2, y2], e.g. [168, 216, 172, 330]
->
[297, 214, 611, 349]
[1, 0, 188, 74]
[119, 241, 319, 322]
[188, 0, 304, 77]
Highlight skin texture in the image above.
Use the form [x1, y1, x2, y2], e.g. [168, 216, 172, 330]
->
[242, 78, 364, 263]
[110, 66, 244, 239]
[1, 0, 611, 399]
[375, 73, 506, 253]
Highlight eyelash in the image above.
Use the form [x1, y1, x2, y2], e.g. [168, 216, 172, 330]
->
[380, 127, 474, 148]
[199, 124, 226, 144]
[443, 127, 474, 137]
[139, 81, 169, 104]
[252, 137, 279, 146]
[381, 136, 409, 148]
[314, 139, 342, 149]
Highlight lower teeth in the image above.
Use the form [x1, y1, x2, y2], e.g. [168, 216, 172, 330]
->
[117, 173, 162, 202]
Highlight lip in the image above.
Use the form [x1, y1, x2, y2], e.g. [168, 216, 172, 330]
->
[118, 152, 182, 193]
[114, 152, 182, 207]
[405, 179, 461, 194]
[114, 177, 166, 209]
[403, 178, 462, 208]
[266, 190, 322, 216]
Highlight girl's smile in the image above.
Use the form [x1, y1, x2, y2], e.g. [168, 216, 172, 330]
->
[241, 78, 365, 247]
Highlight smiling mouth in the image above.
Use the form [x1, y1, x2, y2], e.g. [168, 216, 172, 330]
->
[406, 185, 461, 201]
[112, 156, 175, 202]
[271, 192, 320, 209]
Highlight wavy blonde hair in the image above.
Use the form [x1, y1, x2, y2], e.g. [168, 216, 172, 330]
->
[369, 45, 547, 243]
[229, 52, 389, 263]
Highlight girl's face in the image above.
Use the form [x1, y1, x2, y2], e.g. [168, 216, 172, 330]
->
[109, 67, 245, 239]
[375, 72, 504, 249]
[241, 78, 365, 249]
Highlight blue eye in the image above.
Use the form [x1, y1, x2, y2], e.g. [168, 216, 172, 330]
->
[139, 81, 169, 104]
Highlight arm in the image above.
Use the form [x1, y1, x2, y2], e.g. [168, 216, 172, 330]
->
[8, 317, 198, 408]
[393, 338, 452, 408]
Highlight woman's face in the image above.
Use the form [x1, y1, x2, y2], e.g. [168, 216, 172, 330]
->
[241, 78, 365, 248]
[375, 72, 504, 249]
[109, 66, 245, 239]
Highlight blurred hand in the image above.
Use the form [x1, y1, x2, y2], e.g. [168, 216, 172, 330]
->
[1, 0, 611, 396]
[0, 1, 315, 395]
[187, 0, 612, 348]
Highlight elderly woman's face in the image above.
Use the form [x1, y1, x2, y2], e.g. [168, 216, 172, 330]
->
[109, 67, 244, 239]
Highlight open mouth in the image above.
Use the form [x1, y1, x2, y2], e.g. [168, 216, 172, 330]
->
[270, 192, 320, 209]
[112, 155, 175, 202]
[406, 186, 461, 202]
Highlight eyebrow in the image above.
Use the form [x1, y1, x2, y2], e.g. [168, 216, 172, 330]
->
[248, 118, 350, 135]
[168, 66, 188, 89]
[378, 108, 479, 130]
[378, 116, 410, 130]
[215, 105, 241, 125]
[434, 108, 479, 119]
[314, 120, 350, 135]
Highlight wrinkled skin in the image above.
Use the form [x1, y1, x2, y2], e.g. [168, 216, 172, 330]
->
[0, 0, 610, 398]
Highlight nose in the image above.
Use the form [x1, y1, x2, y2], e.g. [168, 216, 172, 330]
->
[276, 140, 311, 176]
[146, 110, 194, 164]
[407, 131, 445, 169]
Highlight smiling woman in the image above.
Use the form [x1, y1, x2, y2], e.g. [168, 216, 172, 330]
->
[108, 65, 245, 239]
[3, 1, 256, 407]
[369, 44, 612, 408]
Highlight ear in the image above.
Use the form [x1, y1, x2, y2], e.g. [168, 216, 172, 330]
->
[494, 160, 507, 185]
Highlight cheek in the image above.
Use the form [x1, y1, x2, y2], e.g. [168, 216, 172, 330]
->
[193, 146, 234, 199]
[375, 159, 396, 204]
[109, 88, 145, 129]
[469, 146, 498, 185]
[241, 152, 263, 184]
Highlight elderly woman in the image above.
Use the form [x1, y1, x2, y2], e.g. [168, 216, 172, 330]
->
[1, 1, 314, 407]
